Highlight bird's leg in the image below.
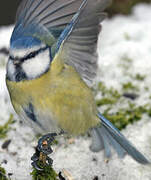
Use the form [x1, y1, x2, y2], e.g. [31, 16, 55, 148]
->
[31, 133, 57, 170]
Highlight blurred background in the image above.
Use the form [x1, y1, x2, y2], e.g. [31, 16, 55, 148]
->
[107, 0, 151, 16]
[0, 0, 150, 26]
[0, 0, 20, 26]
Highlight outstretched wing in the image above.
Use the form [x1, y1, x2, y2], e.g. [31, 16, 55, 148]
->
[57, 0, 111, 86]
[11, 0, 84, 55]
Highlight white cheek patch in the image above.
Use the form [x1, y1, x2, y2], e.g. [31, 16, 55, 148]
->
[22, 49, 50, 79]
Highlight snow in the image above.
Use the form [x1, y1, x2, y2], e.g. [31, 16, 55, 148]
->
[0, 26, 13, 48]
[0, 3, 151, 180]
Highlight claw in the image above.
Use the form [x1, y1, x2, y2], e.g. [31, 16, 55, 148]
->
[31, 153, 54, 171]
[31, 161, 43, 171]
[37, 144, 53, 155]
[46, 156, 53, 166]
[31, 153, 39, 161]
[37, 133, 57, 154]
[38, 133, 57, 145]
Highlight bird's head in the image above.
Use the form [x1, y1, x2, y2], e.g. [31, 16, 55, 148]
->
[7, 36, 51, 82]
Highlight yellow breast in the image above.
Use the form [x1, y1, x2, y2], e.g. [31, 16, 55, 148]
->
[6, 56, 99, 135]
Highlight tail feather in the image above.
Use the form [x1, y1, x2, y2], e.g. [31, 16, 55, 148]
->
[90, 128, 104, 152]
[90, 113, 150, 164]
[100, 126, 126, 158]
[98, 126, 112, 158]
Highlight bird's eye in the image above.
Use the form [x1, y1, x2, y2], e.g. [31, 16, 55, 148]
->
[28, 52, 36, 59]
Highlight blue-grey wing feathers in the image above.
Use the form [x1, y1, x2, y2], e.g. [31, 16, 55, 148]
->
[16, 0, 84, 30]
[58, 0, 112, 86]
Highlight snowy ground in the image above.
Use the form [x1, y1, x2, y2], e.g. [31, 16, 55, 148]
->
[0, 3, 151, 180]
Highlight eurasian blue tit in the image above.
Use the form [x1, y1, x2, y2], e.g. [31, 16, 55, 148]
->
[6, 0, 149, 167]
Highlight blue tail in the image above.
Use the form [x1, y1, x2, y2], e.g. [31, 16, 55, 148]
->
[90, 113, 150, 164]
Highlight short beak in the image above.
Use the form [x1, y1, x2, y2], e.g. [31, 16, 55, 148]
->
[13, 60, 20, 65]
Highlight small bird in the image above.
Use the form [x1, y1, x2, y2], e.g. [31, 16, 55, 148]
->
[6, 0, 149, 170]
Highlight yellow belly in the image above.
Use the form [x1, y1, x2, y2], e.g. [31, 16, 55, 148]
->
[6, 58, 99, 135]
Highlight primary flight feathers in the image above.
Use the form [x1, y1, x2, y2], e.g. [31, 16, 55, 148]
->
[59, 0, 111, 85]
[12, 0, 85, 47]
[11, 0, 112, 85]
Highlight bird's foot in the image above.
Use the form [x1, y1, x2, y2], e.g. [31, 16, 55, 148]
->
[31, 153, 53, 171]
[37, 133, 57, 154]
[31, 133, 57, 171]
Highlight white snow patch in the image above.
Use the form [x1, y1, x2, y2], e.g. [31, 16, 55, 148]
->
[0, 26, 13, 48]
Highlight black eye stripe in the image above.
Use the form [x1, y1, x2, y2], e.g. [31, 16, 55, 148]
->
[9, 46, 49, 62]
